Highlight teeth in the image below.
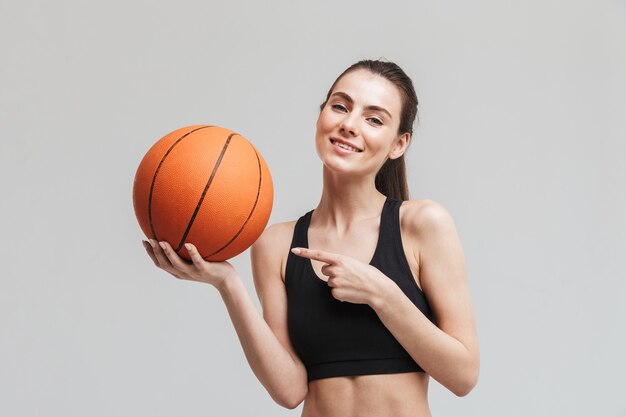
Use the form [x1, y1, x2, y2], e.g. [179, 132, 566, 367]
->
[331, 139, 359, 152]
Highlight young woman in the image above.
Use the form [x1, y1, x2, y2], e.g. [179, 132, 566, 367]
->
[143, 60, 480, 417]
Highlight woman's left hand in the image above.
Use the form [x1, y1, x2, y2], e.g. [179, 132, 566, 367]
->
[291, 247, 393, 306]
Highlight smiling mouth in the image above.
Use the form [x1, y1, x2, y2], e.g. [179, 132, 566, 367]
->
[330, 138, 362, 152]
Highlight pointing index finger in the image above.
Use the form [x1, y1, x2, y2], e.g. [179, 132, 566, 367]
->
[291, 247, 339, 264]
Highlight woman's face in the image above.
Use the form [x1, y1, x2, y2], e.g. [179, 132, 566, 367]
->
[315, 69, 409, 178]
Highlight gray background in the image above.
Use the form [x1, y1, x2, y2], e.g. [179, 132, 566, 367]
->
[1, 0, 625, 416]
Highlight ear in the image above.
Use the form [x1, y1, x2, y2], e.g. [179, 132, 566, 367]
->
[388, 132, 411, 160]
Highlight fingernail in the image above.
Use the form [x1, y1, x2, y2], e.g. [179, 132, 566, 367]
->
[159, 242, 166, 250]
[291, 248, 301, 255]
[148, 240, 156, 248]
[185, 243, 192, 250]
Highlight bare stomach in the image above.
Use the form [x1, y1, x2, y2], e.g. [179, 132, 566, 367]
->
[300, 372, 432, 417]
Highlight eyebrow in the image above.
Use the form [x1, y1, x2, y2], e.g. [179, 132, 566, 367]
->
[330, 91, 393, 119]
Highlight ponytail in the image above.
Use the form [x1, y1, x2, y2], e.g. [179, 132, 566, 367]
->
[375, 154, 409, 201]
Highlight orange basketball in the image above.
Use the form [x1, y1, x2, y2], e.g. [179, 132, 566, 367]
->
[133, 125, 273, 261]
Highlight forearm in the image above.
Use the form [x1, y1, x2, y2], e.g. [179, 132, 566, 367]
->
[217, 275, 307, 408]
[371, 281, 479, 396]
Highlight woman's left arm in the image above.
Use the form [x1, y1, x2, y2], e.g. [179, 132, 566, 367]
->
[372, 200, 480, 396]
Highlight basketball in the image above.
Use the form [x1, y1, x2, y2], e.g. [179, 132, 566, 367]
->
[132, 125, 273, 262]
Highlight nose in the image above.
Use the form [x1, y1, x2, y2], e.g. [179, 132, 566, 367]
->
[339, 114, 359, 137]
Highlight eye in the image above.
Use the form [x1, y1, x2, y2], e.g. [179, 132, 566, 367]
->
[367, 117, 383, 126]
[331, 103, 347, 112]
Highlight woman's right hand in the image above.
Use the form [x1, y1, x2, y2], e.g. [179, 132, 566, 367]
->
[142, 239, 237, 290]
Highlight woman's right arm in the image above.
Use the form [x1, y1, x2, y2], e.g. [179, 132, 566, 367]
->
[218, 222, 308, 408]
[143, 223, 308, 409]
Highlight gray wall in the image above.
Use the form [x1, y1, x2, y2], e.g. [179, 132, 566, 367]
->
[1, 1, 625, 416]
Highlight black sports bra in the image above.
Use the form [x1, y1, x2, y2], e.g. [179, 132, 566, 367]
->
[285, 197, 435, 382]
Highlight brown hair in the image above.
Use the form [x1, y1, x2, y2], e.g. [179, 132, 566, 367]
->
[320, 60, 419, 201]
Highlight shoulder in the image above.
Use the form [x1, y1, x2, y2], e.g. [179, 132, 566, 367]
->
[399, 198, 457, 238]
[254, 220, 297, 245]
[251, 219, 298, 283]
[252, 220, 297, 256]
[399, 198, 462, 268]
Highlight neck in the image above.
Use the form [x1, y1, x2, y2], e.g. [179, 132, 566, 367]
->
[313, 166, 387, 231]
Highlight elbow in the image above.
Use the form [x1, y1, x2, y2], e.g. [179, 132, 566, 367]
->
[451, 383, 474, 398]
[276, 393, 305, 410]
[273, 384, 307, 410]
[280, 397, 304, 410]
[451, 366, 479, 397]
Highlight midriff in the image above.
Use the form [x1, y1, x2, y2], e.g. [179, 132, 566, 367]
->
[300, 371, 432, 417]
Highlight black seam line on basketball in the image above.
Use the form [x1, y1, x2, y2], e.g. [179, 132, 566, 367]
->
[148, 125, 215, 241]
[204, 146, 263, 260]
[175, 133, 237, 253]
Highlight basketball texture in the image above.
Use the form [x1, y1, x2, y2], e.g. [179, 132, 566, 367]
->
[133, 125, 273, 261]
